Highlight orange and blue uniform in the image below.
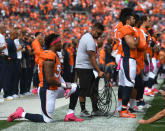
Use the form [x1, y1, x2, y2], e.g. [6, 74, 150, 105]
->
[38, 50, 61, 90]
[120, 25, 138, 59]
[134, 27, 147, 74]
[118, 25, 138, 87]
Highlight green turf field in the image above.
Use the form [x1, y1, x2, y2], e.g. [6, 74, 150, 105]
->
[0, 80, 163, 131]
[0, 120, 22, 130]
[136, 93, 165, 131]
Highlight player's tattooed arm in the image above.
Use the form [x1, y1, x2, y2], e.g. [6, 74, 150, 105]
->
[43, 60, 61, 87]
[124, 35, 139, 49]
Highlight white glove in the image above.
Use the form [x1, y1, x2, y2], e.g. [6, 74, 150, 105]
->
[70, 83, 77, 93]
[61, 82, 72, 89]
[61, 83, 67, 88]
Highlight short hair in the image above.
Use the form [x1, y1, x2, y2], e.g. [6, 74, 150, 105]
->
[22, 31, 27, 36]
[148, 29, 154, 36]
[44, 33, 59, 49]
[35, 32, 41, 37]
[134, 14, 140, 24]
[93, 22, 104, 31]
[63, 43, 68, 49]
[119, 8, 134, 25]
[139, 15, 149, 26]
[134, 14, 141, 27]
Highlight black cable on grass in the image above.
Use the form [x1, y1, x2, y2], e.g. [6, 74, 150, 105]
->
[97, 76, 117, 118]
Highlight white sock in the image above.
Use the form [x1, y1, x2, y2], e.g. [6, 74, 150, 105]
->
[130, 99, 136, 109]
[152, 85, 156, 89]
[148, 88, 151, 92]
[67, 109, 74, 115]
[116, 100, 122, 111]
[21, 112, 26, 118]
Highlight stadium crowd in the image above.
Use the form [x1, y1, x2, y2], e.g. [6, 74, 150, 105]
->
[0, 0, 165, 123]
[0, 0, 164, 43]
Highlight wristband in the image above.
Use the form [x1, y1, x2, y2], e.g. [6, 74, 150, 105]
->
[61, 83, 67, 88]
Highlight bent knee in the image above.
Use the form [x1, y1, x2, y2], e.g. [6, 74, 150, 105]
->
[44, 118, 53, 123]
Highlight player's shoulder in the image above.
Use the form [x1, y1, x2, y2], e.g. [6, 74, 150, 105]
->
[40, 50, 56, 61]
[120, 25, 134, 37]
[121, 25, 133, 32]
[115, 22, 123, 29]
[82, 33, 93, 40]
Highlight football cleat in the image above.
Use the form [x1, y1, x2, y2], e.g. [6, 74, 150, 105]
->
[152, 88, 159, 94]
[64, 113, 84, 122]
[7, 107, 24, 122]
[145, 91, 155, 97]
[80, 109, 91, 117]
[119, 110, 136, 118]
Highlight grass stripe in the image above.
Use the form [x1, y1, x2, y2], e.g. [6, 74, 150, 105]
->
[0, 120, 22, 130]
[136, 93, 165, 131]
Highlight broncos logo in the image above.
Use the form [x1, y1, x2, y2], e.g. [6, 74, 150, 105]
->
[54, 64, 61, 77]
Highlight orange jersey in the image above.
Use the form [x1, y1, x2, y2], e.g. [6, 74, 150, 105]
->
[134, 27, 148, 71]
[153, 51, 159, 60]
[133, 27, 144, 74]
[119, 25, 137, 59]
[140, 28, 153, 57]
[32, 39, 43, 65]
[113, 22, 123, 55]
[38, 50, 61, 90]
[106, 61, 115, 66]
[159, 50, 165, 64]
[67, 47, 74, 66]
[99, 48, 105, 65]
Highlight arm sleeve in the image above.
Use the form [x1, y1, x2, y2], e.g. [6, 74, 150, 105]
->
[59, 74, 65, 83]
[86, 36, 96, 52]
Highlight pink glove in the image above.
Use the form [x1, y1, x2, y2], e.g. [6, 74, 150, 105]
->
[144, 65, 149, 74]
[117, 58, 122, 70]
[150, 63, 154, 72]
[157, 62, 161, 68]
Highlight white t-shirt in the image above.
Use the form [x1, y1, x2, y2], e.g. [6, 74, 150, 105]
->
[14, 39, 22, 59]
[75, 33, 96, 69]
[0, 33, 8, 56]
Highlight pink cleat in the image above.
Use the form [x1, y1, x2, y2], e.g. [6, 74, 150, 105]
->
[144, 87, 149, 95]
[32, 88, 38, 94]
[64, 113, 84, 122]
[7, 107, 24, 122]
[145, 91, 155, 97]
[152, 88, 159, 94]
